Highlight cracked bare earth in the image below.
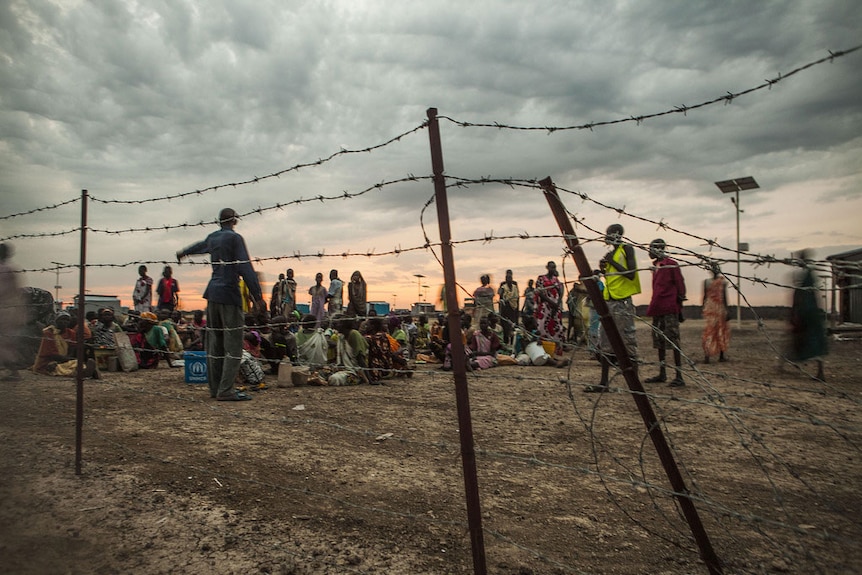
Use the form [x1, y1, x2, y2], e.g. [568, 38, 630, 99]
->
[1, 320, 860, 574]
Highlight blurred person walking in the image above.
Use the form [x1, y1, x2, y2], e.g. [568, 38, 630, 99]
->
[0, 244, 26, 381]
[786, 250, 827, 381]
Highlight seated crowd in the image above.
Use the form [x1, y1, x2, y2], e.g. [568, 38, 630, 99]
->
[31, 296, 573, 386]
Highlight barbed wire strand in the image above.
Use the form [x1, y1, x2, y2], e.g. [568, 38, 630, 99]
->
[437, 46, 861, 133]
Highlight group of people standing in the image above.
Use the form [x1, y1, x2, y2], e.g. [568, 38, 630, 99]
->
[9, 209, 829, 395]
[132, 264, 180, 313]
[269, 269, 368, 328]
[162, 214, 819, 395]
[466, 223, 736, 392]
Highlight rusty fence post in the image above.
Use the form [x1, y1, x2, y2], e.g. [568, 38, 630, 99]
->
[426, 108, 487, 575]
[539, 177, 722, 575]
[75, 188, 88, 476]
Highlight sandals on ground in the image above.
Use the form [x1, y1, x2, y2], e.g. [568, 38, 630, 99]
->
[216, 391, 253, 401]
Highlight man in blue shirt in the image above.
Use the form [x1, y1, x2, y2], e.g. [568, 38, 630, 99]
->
[177, 208, 263, 401]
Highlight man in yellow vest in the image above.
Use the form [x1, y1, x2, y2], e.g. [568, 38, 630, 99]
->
[585, 223, 641, 392]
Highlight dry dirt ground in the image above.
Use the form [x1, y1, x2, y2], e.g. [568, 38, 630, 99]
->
[1, 320, 860, 575]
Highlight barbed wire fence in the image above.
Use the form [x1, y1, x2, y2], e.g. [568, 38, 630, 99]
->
[2, 46, 862, 574]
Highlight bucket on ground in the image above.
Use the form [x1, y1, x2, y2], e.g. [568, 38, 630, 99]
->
[94, 347, 116, 371]
[292, 366, 310, 386]
[277, 361, 293, 388]
[184, 351, 207, 384]
[541, 340, 557, 357]
[525, 341, 550, 366]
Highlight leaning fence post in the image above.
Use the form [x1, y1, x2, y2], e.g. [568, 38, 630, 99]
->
[539, 177, 723, 575]
[426, 107, 487, 575]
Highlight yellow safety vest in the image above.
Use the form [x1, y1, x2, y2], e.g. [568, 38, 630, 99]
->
[603, 244, 641, 300]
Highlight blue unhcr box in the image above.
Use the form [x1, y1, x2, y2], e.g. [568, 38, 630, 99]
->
[184, 351, 207, 384]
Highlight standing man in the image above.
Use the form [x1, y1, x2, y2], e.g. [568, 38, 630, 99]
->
[586, 223, 641, 393]
[497, 269, 520, 345]
[271, 273, 285, 316]
[309, 272, 327, 327]
[566, 280, 588, 345]
[521, 279, 536, 323]
[177, 208, 262, 402]
[156, 265, 180, 312]
[644, 239, 686, 387]
[326, 269, 343, 316]
[132, 265, 153, 312]
[282, 268, 297, 318]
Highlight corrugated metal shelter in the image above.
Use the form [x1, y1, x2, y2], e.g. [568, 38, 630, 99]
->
[72, 294, 123, 318]
[826, 247, 862, 325]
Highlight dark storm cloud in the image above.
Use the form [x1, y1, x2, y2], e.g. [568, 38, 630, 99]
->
[0, 0, 859, 307]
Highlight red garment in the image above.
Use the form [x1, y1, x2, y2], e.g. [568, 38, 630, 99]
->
[533, 273, 565, 343]
[243, 338, 262, 358]
[129, 332, 160, 369]
[646, 257, 685, 317]
[702, 277, 730, 356]
[157, 277, 179, 305]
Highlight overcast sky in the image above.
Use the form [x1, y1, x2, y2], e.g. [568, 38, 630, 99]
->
[1, 0, 860, 313]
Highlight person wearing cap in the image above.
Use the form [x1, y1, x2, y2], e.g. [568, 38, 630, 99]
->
[32, 311, 98, 378]
[177, 208, 263, 401]
[644, 239, 687, 388]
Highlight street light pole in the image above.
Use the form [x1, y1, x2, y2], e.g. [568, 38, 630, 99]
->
[51, 261, 72, 311]
[714, 176, 760, 329]
[413, 273, 426, 303]
[735, 191, 741, 328]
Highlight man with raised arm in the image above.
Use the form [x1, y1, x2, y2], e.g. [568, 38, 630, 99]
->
[177, 208, 263, 401]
